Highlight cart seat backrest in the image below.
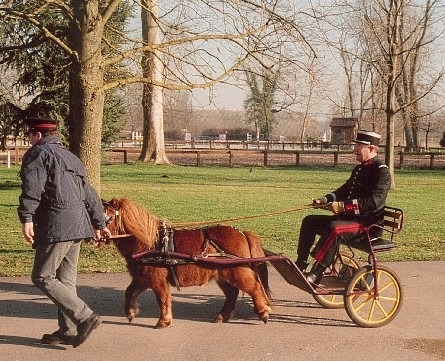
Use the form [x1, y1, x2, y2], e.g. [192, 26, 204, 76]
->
[364, 206, 404, 252]
[346, 206, 403, 253]
[381, 207, 404, 234]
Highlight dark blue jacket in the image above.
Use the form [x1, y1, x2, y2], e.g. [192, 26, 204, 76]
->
[18, 135, 106, 244]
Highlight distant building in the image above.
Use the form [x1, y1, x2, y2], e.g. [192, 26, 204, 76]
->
[329, 117, 358, 143]
[123, 107, 328, 142]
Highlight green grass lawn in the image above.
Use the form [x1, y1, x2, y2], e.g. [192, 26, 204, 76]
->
[1, 163, 444, 276]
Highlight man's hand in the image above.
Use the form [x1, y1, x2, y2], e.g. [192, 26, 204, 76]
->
[95, 227, 112, 241]
[312, 197, 328, 206]
[21, 222, 34, 245]
[327, 201, 345, 214]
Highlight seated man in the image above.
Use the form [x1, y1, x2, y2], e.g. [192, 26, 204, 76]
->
[296, 130, 391, 284]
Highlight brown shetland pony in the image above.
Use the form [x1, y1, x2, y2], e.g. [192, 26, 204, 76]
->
[103, 197, 272, 328]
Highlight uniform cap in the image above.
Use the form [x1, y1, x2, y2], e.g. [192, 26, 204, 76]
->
[25, 118, 58, 132]
[354, 130, 381, 146]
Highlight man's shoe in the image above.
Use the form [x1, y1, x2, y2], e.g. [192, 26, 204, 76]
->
[72, 314, 102, 348]
[304, 262, 326, 284]
[41, 331, 76, 345]
[304, 271, 323, 284]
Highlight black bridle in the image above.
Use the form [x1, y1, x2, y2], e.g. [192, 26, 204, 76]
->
[103, 201, 119, 226]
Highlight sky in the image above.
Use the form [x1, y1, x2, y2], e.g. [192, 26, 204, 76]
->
[192, 85, 246, 111]
[129, 1, 445, 127]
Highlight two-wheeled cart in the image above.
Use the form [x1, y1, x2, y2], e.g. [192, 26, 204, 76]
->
[265, 205, 404, 328]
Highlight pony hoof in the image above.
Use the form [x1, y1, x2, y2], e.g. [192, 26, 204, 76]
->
[126, 311, 136, 322]
[260, 313, 269, 324]
[258, 306, 271, 324]
[213, 316, 223, 324]
[214, 312, 233, 323]
[155, 320, 172, 328]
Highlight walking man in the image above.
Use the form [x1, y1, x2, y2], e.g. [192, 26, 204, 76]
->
[18, 118, 111, 347]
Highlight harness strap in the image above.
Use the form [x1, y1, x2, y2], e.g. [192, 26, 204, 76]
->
[201, 228, 230, 257]
[157, 220, 175, 255]
[156, 221, 180, 291]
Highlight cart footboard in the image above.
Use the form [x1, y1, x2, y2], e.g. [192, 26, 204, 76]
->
[263, 249, 313, 293]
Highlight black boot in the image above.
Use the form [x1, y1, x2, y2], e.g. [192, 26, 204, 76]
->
[295, 258, 308, 272]
[305, 263, 326, 284]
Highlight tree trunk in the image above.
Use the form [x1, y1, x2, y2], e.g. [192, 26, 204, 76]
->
[139, 0, 169, 164]
[68, 0, 105, 192]
[384, 58, 397, 189]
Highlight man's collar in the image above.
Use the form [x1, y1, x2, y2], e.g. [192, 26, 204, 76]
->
[362, 156, 378, 165]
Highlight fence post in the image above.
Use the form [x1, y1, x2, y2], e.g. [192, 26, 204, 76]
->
[295, 151, 300, 166]
[196, 151, 201, 166]
[399, 152, 404, 169]
[264, 151, 268, 166]
[333, 152, 338, 167]
[430, 153, 435, 169]
[15, 147, 19, 165]
[229, 151, 233, 167]
[0, 151, 11, 168]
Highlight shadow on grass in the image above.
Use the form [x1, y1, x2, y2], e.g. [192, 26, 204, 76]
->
[0, 180, 21, 191]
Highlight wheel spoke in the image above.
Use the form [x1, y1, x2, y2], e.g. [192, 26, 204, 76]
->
[366, 298, 377, 321]
[358, 274, 372, 291]
[378, 295, 397, 302]
[352, 294, 372, 312]
[314, 252, 360, 309]
[378, 280, 394, 294]
[374, 299, 389, 318]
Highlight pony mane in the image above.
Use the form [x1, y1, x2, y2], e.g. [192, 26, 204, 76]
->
[116, 198, 160, 248]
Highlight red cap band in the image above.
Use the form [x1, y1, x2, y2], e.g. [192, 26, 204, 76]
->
[25, 118, 58, 131]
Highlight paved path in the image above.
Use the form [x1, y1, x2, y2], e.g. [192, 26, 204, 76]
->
[0, 261, 444, 361]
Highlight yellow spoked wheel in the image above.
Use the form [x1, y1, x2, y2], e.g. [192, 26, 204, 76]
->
[344, 264, 403, 327]
[313, 253, 360, 309]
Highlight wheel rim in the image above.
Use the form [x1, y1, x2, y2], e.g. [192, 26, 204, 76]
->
[344, 265, 403, 327]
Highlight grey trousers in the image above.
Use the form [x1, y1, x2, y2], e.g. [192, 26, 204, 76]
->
[31, 240, 94, 335]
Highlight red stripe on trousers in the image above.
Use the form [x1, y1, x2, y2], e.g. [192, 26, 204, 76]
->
[314, 223, 366, 263]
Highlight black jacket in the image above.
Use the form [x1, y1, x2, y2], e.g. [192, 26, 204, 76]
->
[324, 156, 391, 225]
[18, 135, 106, 244]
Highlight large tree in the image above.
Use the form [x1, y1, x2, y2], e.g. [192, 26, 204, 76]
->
[139, 0, 168, 163]
[0, 0, 132, 190]
[1, 0, 317, 190]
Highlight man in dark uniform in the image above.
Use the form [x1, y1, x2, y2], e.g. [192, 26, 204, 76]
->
[295, 130, 391, 283]
[18, 118, 111, 347]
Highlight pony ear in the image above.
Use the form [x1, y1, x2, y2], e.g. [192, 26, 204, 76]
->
[102, 198, 119, 209]
[110, 198, 120, 208]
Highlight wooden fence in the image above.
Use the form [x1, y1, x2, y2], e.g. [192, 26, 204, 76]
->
[3, 145, 445, 169]
[106, 148, 445, 169]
